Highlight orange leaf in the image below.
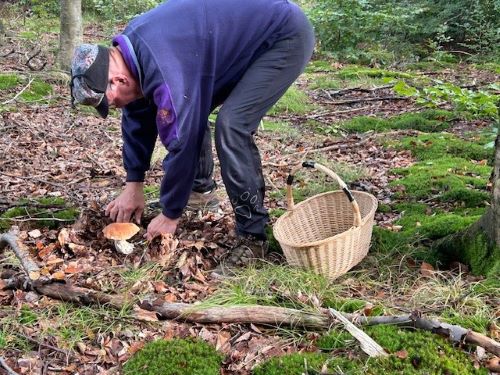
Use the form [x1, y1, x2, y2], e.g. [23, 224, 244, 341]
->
[51, 271, 65, 280]
[132, 305, 159, 322]
[420, 262, 435, 277]
[395, 350, 408, 359]
[64, 262, 79, 274]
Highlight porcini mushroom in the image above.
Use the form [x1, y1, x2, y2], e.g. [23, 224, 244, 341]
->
[102, 223, 140, 255]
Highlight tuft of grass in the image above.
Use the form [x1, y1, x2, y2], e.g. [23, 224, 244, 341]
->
[316, 328, 356, 350]
[123, 339, 223, 375]
[199, 263, 340, 311]
[268, 85, 312, 115]
[118, 262, 164, 291]
[0, 73, 20, 90]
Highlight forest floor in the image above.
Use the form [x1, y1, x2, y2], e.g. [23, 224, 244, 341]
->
[0, 11, 499, 375]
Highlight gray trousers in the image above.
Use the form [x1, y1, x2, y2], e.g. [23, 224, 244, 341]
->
[193, 9, 315, 240]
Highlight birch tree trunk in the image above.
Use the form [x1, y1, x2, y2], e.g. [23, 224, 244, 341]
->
[59, 0, 82, 71]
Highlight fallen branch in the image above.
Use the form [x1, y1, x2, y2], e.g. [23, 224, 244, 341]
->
[0, 356, 19, 375]
[329, 308, 388, 357]
[0, 231, 40, 279]
[327, 96, 409, 105]
[325, 84, 394, 97]
[1, 251, 499, 356]
[1, 77, 34, 105]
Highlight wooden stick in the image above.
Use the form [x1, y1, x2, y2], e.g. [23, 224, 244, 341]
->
[0, 356, 19, 375]
[329, 308, 388, 357]
[326, 96, 409, 105]
[1, 271, 499, 356]
[0, 232, 40, 280]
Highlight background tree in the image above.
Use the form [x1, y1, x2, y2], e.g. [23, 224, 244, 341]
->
[58, 0, 82, 71]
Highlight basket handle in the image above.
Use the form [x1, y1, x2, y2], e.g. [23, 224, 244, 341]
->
[286, 161, 362, 227]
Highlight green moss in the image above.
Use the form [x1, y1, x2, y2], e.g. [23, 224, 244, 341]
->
[253, 352, 361, 375]
[20, 80, 53, 102]
[305, 60, 338, 73]
[336, 66, 414, 80]
[390, 157, 491, 202]
[365, 325, 487, 375]
[316, 328, 355, 350]
[394, 133, 492, 162]
[268, 85, 312, 115]
[18, 306, 38, 326]
[441, 310, 490, 334]
[0, 330, 6, 349]
[123, 339, 223, 375]
[343, 110, 454, 133]
[323, 298, 366, 313]
[0, 198, 79, 230]
[434, 229, 500, 277]
[0, 74, 19, 90]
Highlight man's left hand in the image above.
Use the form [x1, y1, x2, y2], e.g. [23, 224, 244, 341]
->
[146, 213, 179, 241]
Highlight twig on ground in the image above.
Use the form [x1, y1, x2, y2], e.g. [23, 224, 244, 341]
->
[0, 356, 19, 375]
[329, 308, 388, 357]
[14, 332, 72, 359]
[0, 231, 40, 279]
[326, 96, 409, 105]
[1, 77, 34, 105]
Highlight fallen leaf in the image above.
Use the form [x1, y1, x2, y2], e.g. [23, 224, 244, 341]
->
[395, 350, 408, 359]
[420, 262, 435, 277]
[64, 262, 79, 274]
[216, 331, 231, 352]
[28, 229, 42, 239]
[485, 357, 500, 372]
[58, 228, 70, 247]
[51, 271, 65, 280]
[363, 302, 374, 316]
[132, 305, 159, 322]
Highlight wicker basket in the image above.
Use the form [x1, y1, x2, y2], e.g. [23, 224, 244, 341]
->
[273, 161, 378, 280]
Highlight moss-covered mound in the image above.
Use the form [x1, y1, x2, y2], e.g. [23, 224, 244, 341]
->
[342, 109, 454, 133]
[365, 325, 487, 375]
[123, 339, 223, 375]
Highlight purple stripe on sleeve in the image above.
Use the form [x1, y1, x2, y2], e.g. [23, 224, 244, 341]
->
[112, 35, 140, 81]
[154, 84, 178, 147]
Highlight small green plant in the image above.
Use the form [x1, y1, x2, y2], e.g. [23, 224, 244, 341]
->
[123, 339, 223, 375]
[316, 328, 356, 350]
[394, 81, 499, 119]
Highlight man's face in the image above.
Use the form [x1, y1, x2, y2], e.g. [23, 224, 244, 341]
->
[105, 75, 137, 109]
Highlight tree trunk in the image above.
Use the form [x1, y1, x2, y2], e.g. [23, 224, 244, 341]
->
[434, 133, 500, 276]
[58, 0, 82, 72]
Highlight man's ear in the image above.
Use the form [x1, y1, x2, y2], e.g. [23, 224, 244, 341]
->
[111, 74, 129, 86]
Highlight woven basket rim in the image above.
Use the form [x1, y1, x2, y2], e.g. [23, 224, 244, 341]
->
[273, 190, 378, 249]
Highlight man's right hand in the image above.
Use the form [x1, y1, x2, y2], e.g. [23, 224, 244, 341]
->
[105, 182, 145, 224]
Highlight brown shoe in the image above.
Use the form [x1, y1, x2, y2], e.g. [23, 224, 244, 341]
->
[212, 236, 268, 276]
[186, 190, 220, 211]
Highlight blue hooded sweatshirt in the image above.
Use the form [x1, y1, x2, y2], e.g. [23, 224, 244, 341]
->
[112, 0, 305, 219]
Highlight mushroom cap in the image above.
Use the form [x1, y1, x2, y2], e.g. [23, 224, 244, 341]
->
[103, 223, 140, 240]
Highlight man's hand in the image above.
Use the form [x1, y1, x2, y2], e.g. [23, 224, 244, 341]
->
[105, 182, 145, 224]
[146, 213, 179, 241]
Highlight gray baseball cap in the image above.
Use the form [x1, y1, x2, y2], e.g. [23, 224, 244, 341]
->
[70, 44, 110, 118]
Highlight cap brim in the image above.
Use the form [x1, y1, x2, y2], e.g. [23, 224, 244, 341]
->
[95, 96, 109, 118]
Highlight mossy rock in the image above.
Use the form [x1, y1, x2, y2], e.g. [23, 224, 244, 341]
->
[123, 339, 223, 375]
[365, 325, 488, 375]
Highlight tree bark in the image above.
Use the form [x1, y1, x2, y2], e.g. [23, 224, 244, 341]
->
[433, 133, 500, 276]
[58, 0, 82, 71]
